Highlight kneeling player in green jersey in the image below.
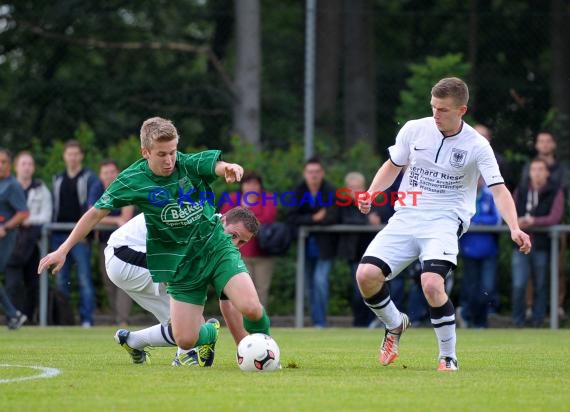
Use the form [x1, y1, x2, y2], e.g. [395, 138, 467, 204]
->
[108, 208, 258, 365]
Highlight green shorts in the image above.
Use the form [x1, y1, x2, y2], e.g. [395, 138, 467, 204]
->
[166, 237, 249, 305]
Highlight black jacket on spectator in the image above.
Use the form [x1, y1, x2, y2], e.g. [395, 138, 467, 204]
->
[336, 203, 378, 261]
[519, 160, 567, 192]
[514, 178, 561, 251]
[287, 179, 339, 259]
[337, 172, 402, 261]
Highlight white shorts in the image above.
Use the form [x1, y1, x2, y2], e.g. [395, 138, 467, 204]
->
[362, 212, 462, 280]
[104, 245, 170, 325]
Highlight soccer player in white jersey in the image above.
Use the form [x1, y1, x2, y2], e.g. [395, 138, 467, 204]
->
[356, 77, 532, 371]
[107, 208, 256, 364]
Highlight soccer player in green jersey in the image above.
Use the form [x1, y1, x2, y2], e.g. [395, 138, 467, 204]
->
[38, 117, 271, 366]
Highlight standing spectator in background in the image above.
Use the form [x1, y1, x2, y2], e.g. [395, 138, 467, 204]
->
[287, 157, 339, 328]
[88, 160, 135, 326]
[337, 172, 381, 327]
[457, 177, 502, 328]
[0, 148, 29, 329]
[474, 124, 515, 192]
[219, 171, 277, 309]
[51, 140, 100, 328]
[518, 131, 568, 321]
[5, 151, 52, 324]
[519, 131, 567, 190]
[512, 157, 565, 327]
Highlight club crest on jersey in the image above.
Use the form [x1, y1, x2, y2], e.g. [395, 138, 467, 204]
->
[178, 176, 190, 188]
[449, 148, 467, 168]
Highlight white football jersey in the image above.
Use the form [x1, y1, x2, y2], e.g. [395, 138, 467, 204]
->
[388, 117, 503, 231]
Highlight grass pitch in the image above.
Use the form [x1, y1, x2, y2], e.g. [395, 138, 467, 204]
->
[1, 326, 568, 412]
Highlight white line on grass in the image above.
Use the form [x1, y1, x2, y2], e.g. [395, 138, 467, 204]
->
[0, 364, 61, 383]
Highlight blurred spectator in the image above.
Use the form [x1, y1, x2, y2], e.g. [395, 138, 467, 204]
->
[512, 157, 565, 327]
[88, 160, 135, 326]
[457, 177, 501, 328]
[0, 148, 30, 329]
[518, 131, 568, 321]
[219, 171, 278, 308]
[337, 172, 380, 327]
[287, 156, 339, 328]
[474, 124, 515, 191]
[519, 131, 567, 190]
[5, 151, 52, 324]
[51, 140, 99, 327]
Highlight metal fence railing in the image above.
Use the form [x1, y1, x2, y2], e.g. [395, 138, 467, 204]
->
[295, 224, 570, 330]
[38, 222, 117, 327]
[36, 223, 570, 329]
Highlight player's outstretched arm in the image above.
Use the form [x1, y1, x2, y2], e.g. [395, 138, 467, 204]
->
[489, 184, 532, 254]
[38, 207, 111, 275]
[215, 161, 244, 183]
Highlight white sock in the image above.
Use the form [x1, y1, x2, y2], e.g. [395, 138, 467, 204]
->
[128, 324, 176, 349]
[432, 323, 456, 359]
[176, 347, 194, 356]
[364, 283, 403, 330]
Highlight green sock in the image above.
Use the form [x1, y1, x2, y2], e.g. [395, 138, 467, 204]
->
[195, 322, 217, 346]
[243, 308, 271, 335]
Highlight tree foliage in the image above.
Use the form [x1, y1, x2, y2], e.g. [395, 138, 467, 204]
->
[395, 53, 470, 123]
[0, 1, 236, 151]
[1, 0, 566, 167]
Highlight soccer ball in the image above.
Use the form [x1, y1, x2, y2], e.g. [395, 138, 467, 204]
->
[236, 333, 281, 372]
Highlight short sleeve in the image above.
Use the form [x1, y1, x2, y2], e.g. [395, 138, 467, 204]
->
[388, 121, 412, 167]
[477, 143, 504, 187]
[179, 150, 222, 185]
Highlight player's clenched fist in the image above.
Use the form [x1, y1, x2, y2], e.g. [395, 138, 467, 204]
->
[358, 195, 372, 214]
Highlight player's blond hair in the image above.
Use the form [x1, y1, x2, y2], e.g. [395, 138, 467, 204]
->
[140, 117, 179, 150]
[431, 77, 469, 106]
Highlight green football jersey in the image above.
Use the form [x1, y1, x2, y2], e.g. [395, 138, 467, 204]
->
[94, 150, 224, 282]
